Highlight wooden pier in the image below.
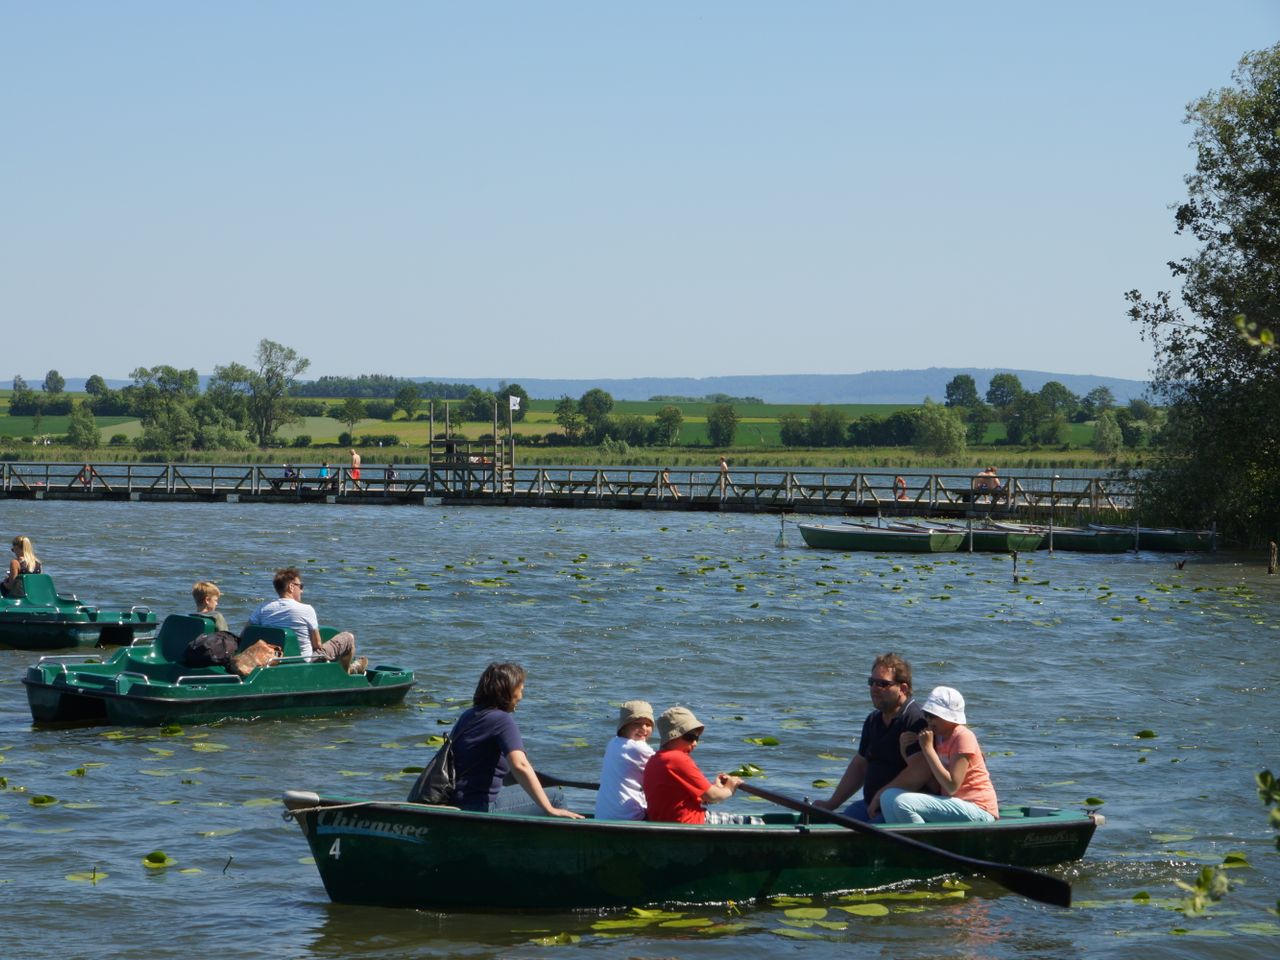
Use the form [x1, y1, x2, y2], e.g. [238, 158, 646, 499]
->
[0, 457, 1134, 522]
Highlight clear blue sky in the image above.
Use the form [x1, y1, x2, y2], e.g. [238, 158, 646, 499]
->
[2, 1, 1276, 383]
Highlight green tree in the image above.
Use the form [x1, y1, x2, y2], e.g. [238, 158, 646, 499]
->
[965, 402, 996, 444]
[42, 369, 65, 394]
[807, 405, 849, 447]
[1125, 52, 1280, 538]
[1093, 410, 1122, 453]
[210, 340, 310, 447]
[1128, 397, 1156, 421]
[705, 403, 739, 447]
[985, 373, 1023, 409]
[337, 397, 367, 436]
[779, 412, 809, 446]
[1079, 386, 1116, 420]
[1038, 381, 1078, 418]
[65, 401, 100, 451]
[944, 374, 980, 408]
[84, 374, 108, 396]
[1003, 393, 1050, 445]
[914, 400, 967, 456]
[554, 395, 585, 444]
[578, 388, 614, 426]
[395, 385, 422, 421]
[458, 388, 497, 423]
[653, 405, 683, 445]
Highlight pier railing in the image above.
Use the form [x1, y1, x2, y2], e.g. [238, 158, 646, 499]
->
[0, 460, 1134, 517]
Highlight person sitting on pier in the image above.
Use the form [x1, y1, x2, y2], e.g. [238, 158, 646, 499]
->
[245, 567, 365, 674]
[2, 535, 42, 597]
[594, 700, 655, 821]
[192, 580, 229, 632]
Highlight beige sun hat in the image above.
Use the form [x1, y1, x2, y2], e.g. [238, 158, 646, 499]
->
[616, 700, 655, 735]
[657, 706, 705, 744]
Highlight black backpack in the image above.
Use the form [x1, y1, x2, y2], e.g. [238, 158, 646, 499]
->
[184, 631, 241, 668]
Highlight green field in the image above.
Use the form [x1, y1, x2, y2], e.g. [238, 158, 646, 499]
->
[0, 390, 1134, 469]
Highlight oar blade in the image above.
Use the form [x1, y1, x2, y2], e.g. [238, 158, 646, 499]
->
[739, 782, 1072, 908]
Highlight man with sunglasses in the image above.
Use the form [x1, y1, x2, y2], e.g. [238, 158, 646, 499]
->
[246, 567, 365, 674]
[814, 653, 929, 822]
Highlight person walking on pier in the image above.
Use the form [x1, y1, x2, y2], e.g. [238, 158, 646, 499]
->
[660, 467, 681, 500]
[349, 449, 362, 489]
[718, 456, 735, 498]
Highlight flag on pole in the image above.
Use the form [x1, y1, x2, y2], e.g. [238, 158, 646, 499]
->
[509, 395, 521, 412]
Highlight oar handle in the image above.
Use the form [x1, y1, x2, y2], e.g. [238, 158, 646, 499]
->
[738, 782, 1072, 908]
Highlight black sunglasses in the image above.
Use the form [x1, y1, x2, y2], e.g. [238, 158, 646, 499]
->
[867, 677, 899, 689]
[682, 731, 701, 743]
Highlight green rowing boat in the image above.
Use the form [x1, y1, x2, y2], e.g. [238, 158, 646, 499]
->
[1087, 524, 1216, 552]
[798, 522, 965, 553]
[281, 791, 1100, 909]
[0, 574, 157, 650]
[24, 613, 414, 725]
[990, 522, 1135, 553]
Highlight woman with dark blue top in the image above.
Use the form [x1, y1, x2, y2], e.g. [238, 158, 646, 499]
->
[450, 662, 583, 818]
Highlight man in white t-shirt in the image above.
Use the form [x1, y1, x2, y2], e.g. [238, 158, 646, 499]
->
[246, 567, 365, 673]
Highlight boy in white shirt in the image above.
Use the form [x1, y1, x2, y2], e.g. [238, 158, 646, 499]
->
[594, 700, 655, 820]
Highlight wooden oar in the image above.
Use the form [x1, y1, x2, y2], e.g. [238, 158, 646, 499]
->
[737, 782, 1072, 908]
[501, 770, 601, 792]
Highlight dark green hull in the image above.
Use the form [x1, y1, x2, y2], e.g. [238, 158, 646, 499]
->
[992, 524, 1135, 553]
[798, 523, 964, 553]
[282, 793, 1099, 910]
[24, 612, 414, 726]
[1088, 525, 1216, 552]
[919, 524, 1045, 552]
[0, 573, 157, 650]
[24, 663, 415, 725]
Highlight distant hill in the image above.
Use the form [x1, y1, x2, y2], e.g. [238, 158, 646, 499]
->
[440, 369, 1151, 404]
[3, 368, 1150, 404]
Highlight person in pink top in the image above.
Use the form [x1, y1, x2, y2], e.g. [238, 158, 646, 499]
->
[880, 686, 998, 824]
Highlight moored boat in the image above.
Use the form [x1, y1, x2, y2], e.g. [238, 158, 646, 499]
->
[281, 791, 1100, 910]
[989, 522, 1135, 553]
[23, 613, 415, 725]
[798, 522, 965, 553]
[0, 573, 157, 650]
[900, 521, 1044, 553]
[1087, 524, 1216, 552]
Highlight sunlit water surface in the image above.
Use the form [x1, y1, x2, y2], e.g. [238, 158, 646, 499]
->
[1, 501, 1277, 959]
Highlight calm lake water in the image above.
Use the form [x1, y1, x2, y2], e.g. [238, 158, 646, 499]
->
[1, 500, 1277, 959]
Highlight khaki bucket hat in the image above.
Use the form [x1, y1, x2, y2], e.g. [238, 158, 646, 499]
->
[616, 700, 655, 735]
[657, 706, 705, 744]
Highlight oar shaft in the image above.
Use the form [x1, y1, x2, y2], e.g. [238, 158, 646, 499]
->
[739, 782, 1071, 908]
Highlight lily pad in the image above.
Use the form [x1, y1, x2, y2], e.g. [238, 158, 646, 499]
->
[143, 850, 176, 869]
[29, 794, 58, 807]
[66, 870, 107, 884]
[835, 902, 892, 915]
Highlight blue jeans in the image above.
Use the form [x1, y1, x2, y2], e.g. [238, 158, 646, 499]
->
[880, 788, 995, 824]
[839, 798, 885, 824]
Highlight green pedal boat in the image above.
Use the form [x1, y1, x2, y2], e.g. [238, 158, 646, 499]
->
[281, 791, 1100, 910]
[0, 574, 157, 650]
[23, 613, 415, 725]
